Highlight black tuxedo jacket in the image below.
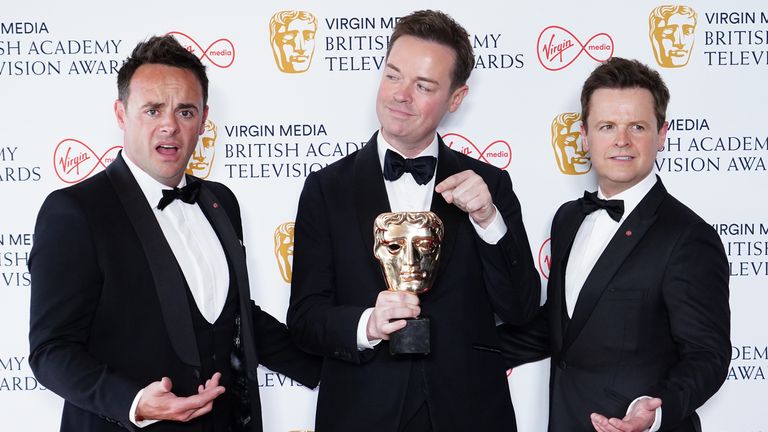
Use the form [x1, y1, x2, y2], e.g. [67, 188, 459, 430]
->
[287, 133, 540, 431]
[500, 178, 730, 432]
[29, 154, 319, 432]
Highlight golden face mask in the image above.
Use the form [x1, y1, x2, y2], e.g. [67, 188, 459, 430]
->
[551, 112, 590, 175]
[186, 119, 217, 179]
[269, 10, 317, 73]
[274, 222, 295, 283]
[648, 5, 698, 68]
[373, 212, 444, 295]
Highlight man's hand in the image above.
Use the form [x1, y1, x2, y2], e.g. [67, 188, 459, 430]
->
[366, 291, 420, 341]
[591, 397, 662, 432]
[435, 170, 495, 228]
[135, 372, 225, 422]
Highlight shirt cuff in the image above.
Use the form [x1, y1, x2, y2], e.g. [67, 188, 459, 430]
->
[469, 205, 507, 244]
[356, 307, 381, 350]
[625, 396, 662, 432]
[130, 389, 161, 428]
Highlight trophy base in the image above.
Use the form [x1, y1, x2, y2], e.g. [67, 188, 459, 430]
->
[390, 317, 430, 355]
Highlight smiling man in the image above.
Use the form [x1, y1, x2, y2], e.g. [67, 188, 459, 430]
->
[288, 10, 540, 432]
[28, 35, 319, 432]
[500, 57, 730, 432]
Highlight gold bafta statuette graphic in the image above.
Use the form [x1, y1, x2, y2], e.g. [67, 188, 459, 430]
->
[551, 112, 590, 175]
[186, 119, 217, 179]
[269, 11, 317, 73]
[274, 222, 295, 283]
[374, 211, 444, 354]
[649, 5, 698, 68]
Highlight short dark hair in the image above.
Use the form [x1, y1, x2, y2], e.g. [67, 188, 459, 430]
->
[580, 57, 669, 131]
[117, 35, 208, 105]
[387, 10, 474, 91]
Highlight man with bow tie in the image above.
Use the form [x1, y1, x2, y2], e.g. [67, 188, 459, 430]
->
[287, 10, 540, 432]
[28, 35, 319, 432]
[499, 57, 730, 432]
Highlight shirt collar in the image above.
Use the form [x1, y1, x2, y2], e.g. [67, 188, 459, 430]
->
[122, 151, 187, 210]
[597, 172, 657, 222]
[376, 131, 440, 171]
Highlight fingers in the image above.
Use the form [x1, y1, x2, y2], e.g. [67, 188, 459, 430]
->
[435, 170, 474, 195]
[590, 413, 624, 432]
[366, 291, 421, 341]
[435, 170, 495, 226]
[137, 375, 225, 423]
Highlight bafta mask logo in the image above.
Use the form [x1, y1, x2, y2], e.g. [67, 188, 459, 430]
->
[649, 5, 698, 68]
[374, 212, 444, 295]
[551, 113, 590, 175]
[274, 222, 295, 283]
[269, 11, 317, 73]
[186, 119, 217, 179]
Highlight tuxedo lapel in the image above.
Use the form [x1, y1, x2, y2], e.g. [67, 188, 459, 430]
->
[354, 132, 392, 286]
[194, 180, 261, 381]
[550, 202, 586, 352]
[562, 180, 667, 352]
[429, 138, 462, 280]
[105, 153, 200, 367]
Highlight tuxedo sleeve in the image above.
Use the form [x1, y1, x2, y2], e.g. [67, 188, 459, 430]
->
[28, 190, 141, 431]
[287, 172, 372, 364]
[475, 169, 541, 324]
[250, 302, 322, 388]
[649, 221, 730, 429]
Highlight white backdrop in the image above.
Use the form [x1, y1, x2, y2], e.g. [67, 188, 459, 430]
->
[2, 1, 766, 431]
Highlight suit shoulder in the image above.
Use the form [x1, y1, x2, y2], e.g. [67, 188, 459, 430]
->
[659, 193, 711, 228]
[553, 198, 581, 219]
[202, 178, 237, 201]
[41, 171, 112, 208]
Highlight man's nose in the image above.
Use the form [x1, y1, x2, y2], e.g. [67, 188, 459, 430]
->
[615, 127, 630, 147]
[393, 85, 412, 103]
[160, 113, 178, 135]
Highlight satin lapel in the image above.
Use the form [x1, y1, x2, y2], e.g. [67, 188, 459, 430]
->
[562, 180, 667, 352]
[354, 132, 392, 286]
[194, 180, 261, 380]
[550, 202, 586, 353]
[105, 153, 200, 367]
[429, 139, 462, 280]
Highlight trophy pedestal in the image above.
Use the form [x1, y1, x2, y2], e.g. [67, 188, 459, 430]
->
[390, 317, 430, 355]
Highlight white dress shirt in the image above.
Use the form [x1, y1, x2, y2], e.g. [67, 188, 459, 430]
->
[123, 154, 229, 427]
[356, 132, 508, 350]
[564, 172, 661, 431]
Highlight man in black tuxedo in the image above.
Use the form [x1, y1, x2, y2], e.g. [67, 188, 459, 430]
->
[287, 10, 540, 432]
[28, 35, 319, 432]
[500, 58, 730, 432]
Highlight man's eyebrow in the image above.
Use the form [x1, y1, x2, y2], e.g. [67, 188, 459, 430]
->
[384, 63, 440, 85]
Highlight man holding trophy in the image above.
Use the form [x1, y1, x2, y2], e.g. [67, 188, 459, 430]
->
[288, 10, 540, 432]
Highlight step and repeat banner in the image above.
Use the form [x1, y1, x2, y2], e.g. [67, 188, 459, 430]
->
[2, 0, 766, 430]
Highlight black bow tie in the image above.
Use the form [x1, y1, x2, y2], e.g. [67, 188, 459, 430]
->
[382, 149, 437, 185]
[580, 191, 624, 222]
[157, 181, 201, 210]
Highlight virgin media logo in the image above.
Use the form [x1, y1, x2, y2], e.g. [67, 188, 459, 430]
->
[538, 237, 551, 280]
[442, 133, 512, 170]
[53, 139, 121, 184]
[537, 26, 614, 71]
[167, 31, 236, 68]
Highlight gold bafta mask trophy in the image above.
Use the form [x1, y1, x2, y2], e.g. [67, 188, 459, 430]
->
[374, 211, 444, 354]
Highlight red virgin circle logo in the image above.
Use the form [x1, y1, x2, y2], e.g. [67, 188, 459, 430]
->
[53, 139, 121, 184]
[537, 26, 614, 71]
[167, 31, 236, 68]
[442, 133, 512, 170]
